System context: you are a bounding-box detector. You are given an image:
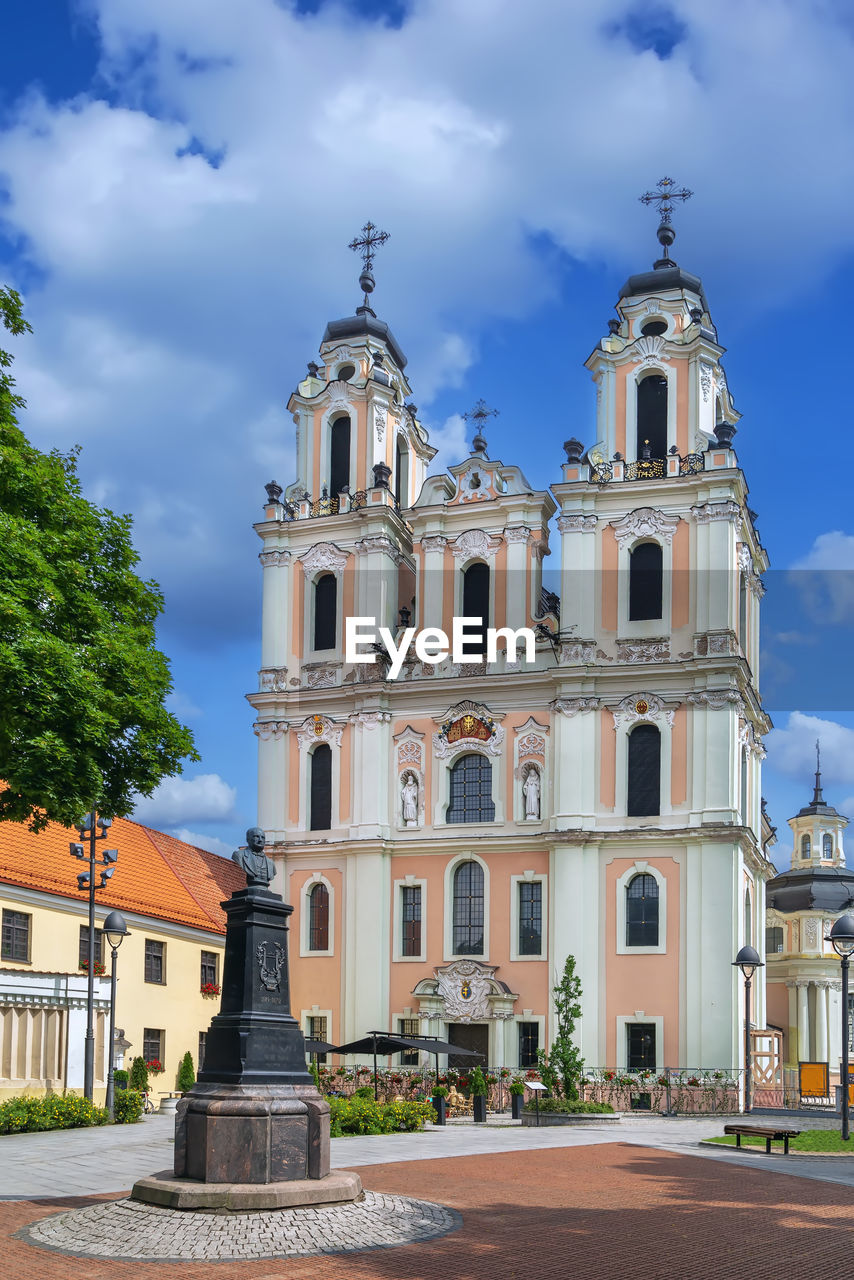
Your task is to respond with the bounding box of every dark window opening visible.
[200,950,218,986]
[329,416,351,495]
[744,888,752,947]
[802,834,811,859]
[399,1018,420,1066]
[395,439,409,507]
[629,541,663,621]
[78,925,104,969]
[144,939,165,984]
[1,910,30,963]
[143,1028,164,1064]
[452,860,485,955]
[739,573,748,648]
[640,318,668,337]
[309,882,330,950]
[766,926,784,955]
[402,885,421,957]
[627,1022,656,1070]
[310,745,332,830]
[447,753,495,824]
[336,364,355,382]
[518,881,542,955]
[636,373,668,458]
[308,1015,328,1063]
[462,561,489,654]
[313,573,337,650]
[627,724,660,817]
[823,833,834,859]
[626,874,659,947]
[519,1022,539,1069]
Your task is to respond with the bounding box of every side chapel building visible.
[247,208,774,1076]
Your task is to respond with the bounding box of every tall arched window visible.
[313,573,337,650]
[310,744,332,831]
[329,416,351,496]
[452,860,484,955]
[308,882,329,951]
[636,373,668,458]
[626,873,659,946]
[801,834,811,859]
[462,562,490,654]
[744,887,752,947]
[629,542,663,621]
[823,833,834,859]
[395,437,409,507]
[627,724,660,817]
[446,753,495,823]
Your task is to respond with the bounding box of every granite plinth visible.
[174,1083,330,1184]
[132,1168,362,1212]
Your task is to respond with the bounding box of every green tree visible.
[0,287,197,830]
[538,954,585,1100]
[177,1050,196,1093]
[129,1055,149,1092]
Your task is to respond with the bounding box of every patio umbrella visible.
[334,1031,482,1098]
[304,1038,338,1057]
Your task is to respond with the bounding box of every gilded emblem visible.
[635,699,649,716]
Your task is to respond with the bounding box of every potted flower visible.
[200,981,221,997]
[431,1083,448,1125]
[79,960,107,977]
[146,1058,165,1076]
[509,1077,526,1119]
[470,1066,487,1123]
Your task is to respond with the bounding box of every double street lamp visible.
[103,910,130,1120]
[829,913,854,1142]
[733,945,763,1114]
[70,811,119,1100]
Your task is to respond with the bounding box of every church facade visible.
[247,217,774,1077]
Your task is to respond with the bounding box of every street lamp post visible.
[733,945,763,1115]
[69,812,119,1100]
[103,910,130,1121]
[829,913,854,1141]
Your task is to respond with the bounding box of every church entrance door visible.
[448,1023,489,1069]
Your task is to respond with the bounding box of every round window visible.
[640,319,667,337]
[337,363,356,381]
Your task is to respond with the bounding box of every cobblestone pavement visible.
[21,1191,461,1261]
[4,1143,854,1278]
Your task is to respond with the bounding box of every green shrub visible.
[113,1069,129,1087]
[0,1093,109,1134]
[508,1078,526,1096]
[328,1096,435,1136]
[470,1066,487,1097]
[113,1089,144,1124]
[177,1051,195,1093]
[432,1084,448,1098]
[352,1084,375,1099]
[129,1056,149,1092]
[523,1098,614,1114]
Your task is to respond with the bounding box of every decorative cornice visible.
[420,535,448,554]
[259,550,291,567]
[551,696,599,717]
[351,710,392,728]
[686,689,743,711]
[253,720,288,740]
[355,534,404,564]
[615,638,670,664]
[691,500,741,525]
[258,667,288,693]
[611,507,680,550]
[503,525,533,543]
[300,542,349,578]
[557,514,597,534]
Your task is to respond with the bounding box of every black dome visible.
[620,261,709,314]
[766,865,854,915]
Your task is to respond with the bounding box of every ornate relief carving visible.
[517,733,547,760]
[737,544,752,574]
[694,631,737,657]
[258,667,288,693]
[352,710,392,728]
[295,714,343,750]
[300,542,349,578]
[304,664,337,689]
[397,739,423,766]
[611,693,676,731]
[374,405,387,441]
[559,641,596,665]
[433,960,512,1022]
[356,534,404,564]
[259,550,291,567]
[611,507,680,549]
[633,335,670,367]
[700,361,713,402]
[551,696,599,717]
[503,525,533,543]
[433,701,504,759]
[615,638,670,663]
[791,921,799,951]
[803,918,819,949]
[253,720,288,740]
[449,529,503,561]
[686,689,743,710]
[691,500,741,525]
[557,514,598,533]
[420,535,448,554]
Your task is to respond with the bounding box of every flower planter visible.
[511,1094,524,1119]
[472,1095,487,1124]
[521,1111,623,1127]
[431,1096,447,1125]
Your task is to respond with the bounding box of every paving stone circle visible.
[22,1191,462,1261]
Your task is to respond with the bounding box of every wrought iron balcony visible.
[591,447,705,484]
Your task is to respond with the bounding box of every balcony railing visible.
[591,450,705,483]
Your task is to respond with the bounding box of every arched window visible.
[310,744,332,831]
[744,887,752,947]
[462,562,490,654]
[801,834,811,859]
[446,753,495,824]
[823,833,834,859]
[329,416,350,496]
[308,882,329,951]
[452,860,484,955]
[636,373,668,458]
[395,438,409,507]
[313,573,337,650]
[626,874,659,946]
[629,542,663,621]
[627,724,660,817]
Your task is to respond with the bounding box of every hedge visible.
[328,1096,435,1136]
[523,1098,614,1114]
[0,1094,109,1134]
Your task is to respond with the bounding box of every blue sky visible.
[2,0,854,866]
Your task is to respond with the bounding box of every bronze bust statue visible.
[232,826,275,887]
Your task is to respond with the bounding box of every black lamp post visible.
[103,910,129,1120]
[733,945,763,1114]
[69,811,118,1100]
[829,913,854,1141]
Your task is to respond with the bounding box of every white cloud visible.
[789,532,854,624]
[766,712,854,788]
[172,827,233,858]
[791,532,854,572]
[132,773,237,826]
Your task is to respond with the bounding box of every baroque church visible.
[247,197,776,1078]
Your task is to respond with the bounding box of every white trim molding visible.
[299,872,335,958]
[616,1014,665,1070]
[615,860,668,956]
[392,875,428,963]
[443,853,491,962]
[510,870,548,962]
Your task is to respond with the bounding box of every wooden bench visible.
[723,1123,801,1154]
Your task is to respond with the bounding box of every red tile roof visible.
[0,813,245,934]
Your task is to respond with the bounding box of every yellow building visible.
[0,816,243,1103]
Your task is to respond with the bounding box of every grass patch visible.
[709,1129,854,1153]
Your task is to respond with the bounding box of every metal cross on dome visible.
[348,221,390,273]
[639,176,693,225]
[463,398,499,454]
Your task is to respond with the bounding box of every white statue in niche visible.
[522,765,541,820]
[401,771,419,827]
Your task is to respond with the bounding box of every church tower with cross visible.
[248,190,776,1095]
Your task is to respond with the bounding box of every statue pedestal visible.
[133,879,361,1211]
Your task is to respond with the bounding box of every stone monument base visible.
[131,1169,362,1212]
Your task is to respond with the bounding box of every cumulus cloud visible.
[766,712,854,789]
[132,772,237,826]
[172,828,233,858]
[3,0,854,648]
[788,532,854,625]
